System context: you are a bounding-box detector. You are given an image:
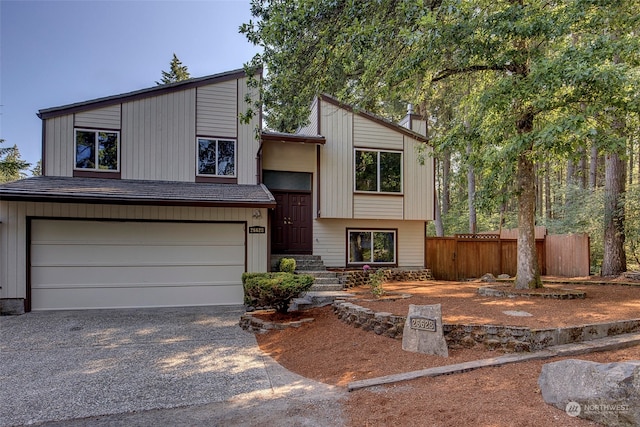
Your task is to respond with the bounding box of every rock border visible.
[332,299,640,352]
[239,310,315,334]
[478,285,586,299]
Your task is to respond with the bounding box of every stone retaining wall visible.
[332,299,640,352]
[334,269,433,289]
[239,311,314,334]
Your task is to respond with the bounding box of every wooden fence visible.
[426,231,590,280]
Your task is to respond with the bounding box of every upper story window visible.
[75,129,119,171]
[354,149,402,193]
[197,138,236,177]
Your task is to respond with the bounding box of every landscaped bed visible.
[255,277,640,426]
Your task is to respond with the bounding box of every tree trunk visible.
[544,162,552,219]
[442,149,451,215]
[579,147,587,189]
[602,152,627,276]
[629,140,634,186]
[434,188,444,237]
[590,145,599,190]
[466,143,477,234]
[515,153,542,289]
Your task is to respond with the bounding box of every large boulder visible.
[538,359,640,426]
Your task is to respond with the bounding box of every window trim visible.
[353,148,403,194]
[196,137,238,178]
[74,128,120,173]
[346,228,398,267]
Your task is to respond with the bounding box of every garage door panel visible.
[33,284,244,310]
[31,244,245,267]
[30,220,247,310]
[32,265,243,287]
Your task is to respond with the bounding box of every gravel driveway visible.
[0,306,344,426]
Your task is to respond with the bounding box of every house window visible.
[348,229,397,265]
[75,129,119,171]
[354,149,402,193]
[197,138,236,177]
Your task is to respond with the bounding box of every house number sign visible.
[409,316,437,332]
[248,226,266,234]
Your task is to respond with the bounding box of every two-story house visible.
[0,69,434,314]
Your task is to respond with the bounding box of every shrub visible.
[242,272,314,313]
[279,257,296,273]
[367,268,386,298]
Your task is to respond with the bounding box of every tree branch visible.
[432,65,509,82]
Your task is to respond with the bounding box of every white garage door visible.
[30,219,246,310]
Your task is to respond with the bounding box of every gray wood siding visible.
[0,201,269,300]
[313,218,425,268]
[353,115,403,150]
[297,98,319,135]
[404,136,435,220]
[319,100,353,218]
[236,77,259,184]
[44,115,74,177]
[121,89,196,181]
[196,80,237,138]
[353,194,403,219]
[74,105,121,129]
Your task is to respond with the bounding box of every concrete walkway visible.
[0,306,344,427]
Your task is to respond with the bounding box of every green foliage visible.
[278,257,296,273]
[0,139,30,183]
[156,53,190,85]
[31,160,42,176]
[242,272,313,314]
[367,269,386,299]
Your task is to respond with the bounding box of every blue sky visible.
[1,0,261,168]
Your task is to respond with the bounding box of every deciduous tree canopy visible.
[243,0,640,286]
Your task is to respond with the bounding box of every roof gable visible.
[318,94,429,144]
[38,68,261,120]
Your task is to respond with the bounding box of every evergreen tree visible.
[156,53,191,85]
[0,139,30,183]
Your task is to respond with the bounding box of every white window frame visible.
[196,137,237,178]
[347,229,397,265]
[353,148,403,194]
[74,128,120,172]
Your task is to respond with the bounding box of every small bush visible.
[242,272,314,313]
[279,257,296,273]
[367,269,386,298]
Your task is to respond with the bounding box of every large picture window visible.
[197,138,236,177]
[75,129,119,171]
[348,229,397,265]
[354,149,402,193]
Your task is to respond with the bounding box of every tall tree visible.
[156,53,190,85]
[243,0,640,287]
[0,139,30,183]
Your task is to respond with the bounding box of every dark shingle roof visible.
[0,176,276,208]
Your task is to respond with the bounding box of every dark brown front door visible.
[272,191,312,254]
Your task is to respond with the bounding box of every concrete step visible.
[311,277,342,285]
[299,271,337,278]
[310,283,345,292]
[290,291,356,311]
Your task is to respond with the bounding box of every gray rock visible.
[480,273,496,282]
[402,304,448,357]
[497,274,511,279]
[538,359,640,426]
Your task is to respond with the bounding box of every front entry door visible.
[272,191,313,254]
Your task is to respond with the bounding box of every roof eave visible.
[0,192,277,208]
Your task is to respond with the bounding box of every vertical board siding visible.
[353,194,403,219]
[74,105,121,129]
[298,98,319,136]
[236,77,259,184]
[404,137,435,220]
[196,80,237,138]
[313,218,425,268]
[353,115,403,150]
[44,115,74,177]
[319,100,353,218]
[0,201,268,300]
[121,89,196,181]
[545,234,590,276]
